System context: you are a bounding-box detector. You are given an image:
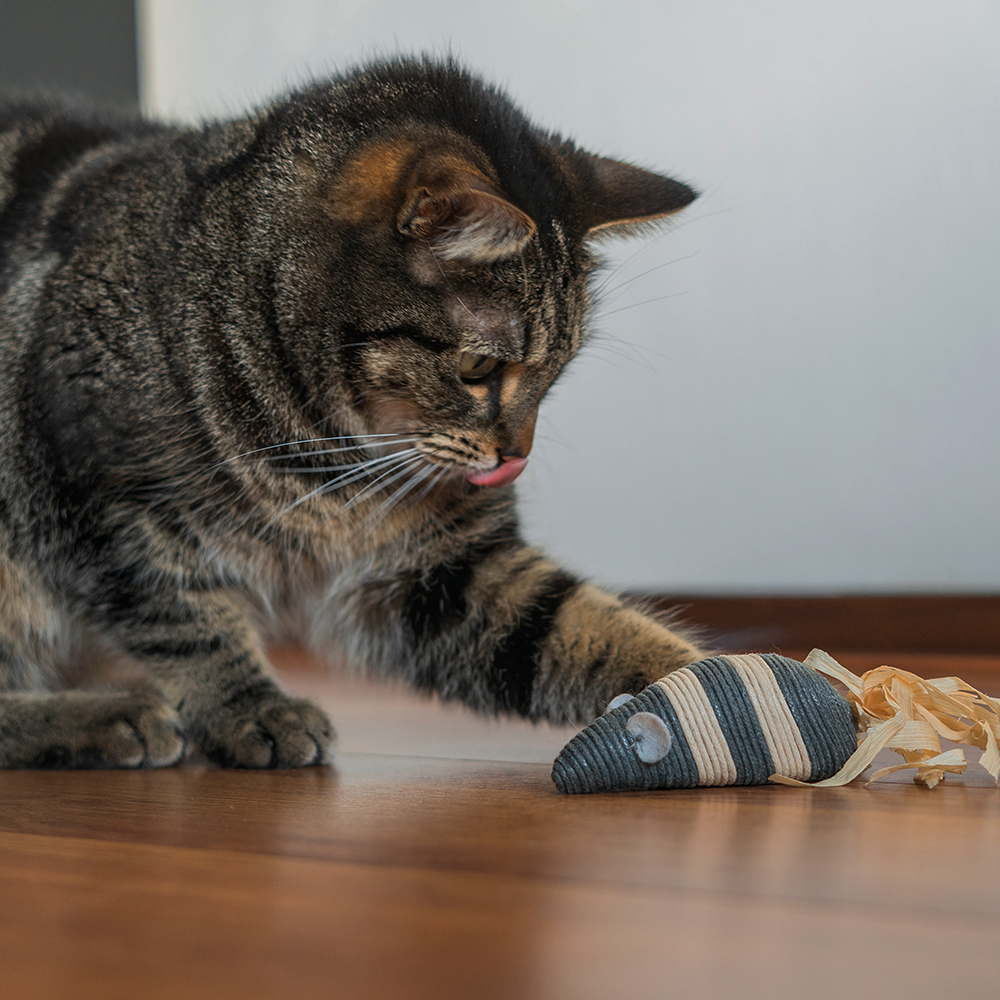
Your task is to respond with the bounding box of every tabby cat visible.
[0,57,703,768]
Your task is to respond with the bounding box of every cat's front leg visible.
[524,578,706,722]
[0,609,187,768]
[99,586,333,767]
[357,543,704,724]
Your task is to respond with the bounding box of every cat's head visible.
[246,59,695,513]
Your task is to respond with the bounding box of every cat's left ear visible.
[575,153,698,237]
[398,170,537,264]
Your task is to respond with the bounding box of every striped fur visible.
[0,57,701,768]
[551,654,859,792]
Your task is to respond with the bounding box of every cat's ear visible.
[576,153,698,237]
[397,170,537,264]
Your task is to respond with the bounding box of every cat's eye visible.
[459,352,501,382]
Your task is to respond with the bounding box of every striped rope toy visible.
[552,653,858,793]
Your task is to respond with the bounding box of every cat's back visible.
[0,101,179,470]
[0,100,179,335]
[0,99,161,220]
[0,98,185,357]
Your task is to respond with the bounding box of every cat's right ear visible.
[573,152,698,238]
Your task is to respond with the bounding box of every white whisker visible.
[594,291,687,320]
[263,436,419,463]
[596,251,700,301]
[270,445,420,475]
[340,454,427,512]
[413,463,451,503]
[363,463,438,527]
[590,227,677,297]
[216,432,418,468]
[256,450,420,535]
[315,450,420,493]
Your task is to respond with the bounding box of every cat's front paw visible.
[106,696,188,768]
[12,690,187,769]
[200,694,333,768]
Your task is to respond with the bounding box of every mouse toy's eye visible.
[459,352,502,382]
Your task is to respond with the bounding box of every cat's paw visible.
[95,699,187,768]
[17,691,187,769]
[201,694,333,768]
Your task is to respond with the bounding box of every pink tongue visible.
[464,457,529,487]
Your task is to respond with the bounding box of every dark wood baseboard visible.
[643,594,1000,656]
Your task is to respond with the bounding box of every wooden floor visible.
[3,645,1000,999]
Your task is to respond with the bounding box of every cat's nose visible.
[499,413,537,460]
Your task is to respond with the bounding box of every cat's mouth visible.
[464,456,528,488]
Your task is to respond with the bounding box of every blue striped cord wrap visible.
[551,654,858,794]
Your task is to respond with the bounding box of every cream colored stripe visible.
[725,654,812,780]
[656,669,738,786]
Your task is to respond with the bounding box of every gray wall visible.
[0,0,137,106]
[139,1,1000,594]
